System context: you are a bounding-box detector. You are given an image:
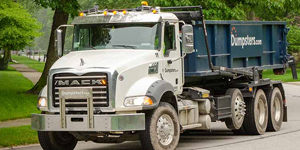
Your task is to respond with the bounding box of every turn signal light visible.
[113,10,118,15]
[123,10,127,15]
[101,79,107,85]
[143,97,153,105]
[249,87,253,92]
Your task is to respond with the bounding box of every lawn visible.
[263,68,300,82]
[0,125,38,148]
[0,66,40,121]
[11,55,45,72]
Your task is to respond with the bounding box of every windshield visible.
[73,23,161,51]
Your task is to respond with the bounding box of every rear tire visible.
[140,102,180,150]
[267,87,283,131]
[232,125,246,135]
[38,131,78,150]
[243,89,268,135]
[225,88,246,130]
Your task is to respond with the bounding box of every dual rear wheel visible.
[228,87,284,135]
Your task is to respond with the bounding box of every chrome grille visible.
[52,73,109,107]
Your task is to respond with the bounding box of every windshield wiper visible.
[82,45,96,50]
[112,45,137,49]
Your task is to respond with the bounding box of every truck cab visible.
[32,3,291,150]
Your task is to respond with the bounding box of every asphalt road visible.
[9,83,300,150]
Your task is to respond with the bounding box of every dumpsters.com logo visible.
[231,26,262,49]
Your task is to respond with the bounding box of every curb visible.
[0,144,40,150]
[284,82,300,86]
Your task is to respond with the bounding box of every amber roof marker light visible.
[113,10,118,15]
[141,1,149,6]
[79,12,85,17]
[103,11,108,16]
[152,9,158,14]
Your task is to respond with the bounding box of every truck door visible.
[162,23,183,94]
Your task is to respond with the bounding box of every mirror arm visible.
[56,24,74,31]
[55,25,74,58]
[167,53,187,64]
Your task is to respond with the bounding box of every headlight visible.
[124,96,153,107]
[38,97,47,107]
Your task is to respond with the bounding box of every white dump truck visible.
[32,2,296,150]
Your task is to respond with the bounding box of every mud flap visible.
[283,105,288,122]
[288,56,298,79]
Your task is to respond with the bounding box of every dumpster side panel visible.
[184,21,287,77]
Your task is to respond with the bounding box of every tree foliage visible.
[0,0,41,70]
[34,0,80,17]
[0,0,41,51]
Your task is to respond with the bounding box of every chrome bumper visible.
[31,113,145,131]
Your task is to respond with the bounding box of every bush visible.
[287,25,300,54]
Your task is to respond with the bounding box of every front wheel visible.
[38,131,78,150]
[140,102,180,150]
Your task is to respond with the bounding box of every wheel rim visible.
[257,98,266,125]
[274,97,281,122]
[157,114,174,146]
[234,95,246,123]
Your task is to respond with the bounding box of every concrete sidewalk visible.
[0,118,31,129]
[10,64,41,84]
[286,82,300,85]
[0,63,41,129]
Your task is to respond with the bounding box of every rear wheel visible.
[232,125,246,135]
[225,88,246,130]
[38,131,78,150]
[267,87,283,131]
[243,89,268,135]
[140,102,180,150]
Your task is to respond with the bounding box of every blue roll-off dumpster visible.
[184,20,296,79]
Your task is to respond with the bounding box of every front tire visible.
[267,87,283,131]
[140,102,180,150]
[38,131,78,150]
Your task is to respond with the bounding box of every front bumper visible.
[31,113,145,131]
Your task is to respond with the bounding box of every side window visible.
[164,25,176,56]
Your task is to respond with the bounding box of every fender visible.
[143,80,176,110]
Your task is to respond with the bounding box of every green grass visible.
[11,55,45,72]
[0,125,38,147]
[0,66,40,121]
[263,68,300,82]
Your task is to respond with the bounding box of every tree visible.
[0,0,41,70]
[151,0,247,20]
[28,0,80,94]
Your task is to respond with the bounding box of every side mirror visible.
[56,29,63,57]
[182,24,194,54]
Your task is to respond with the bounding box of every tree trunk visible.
[0,50,11,70]
[27,9,69,94]
[247,11,255,20]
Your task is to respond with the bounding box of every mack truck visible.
[31,2,298,150]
